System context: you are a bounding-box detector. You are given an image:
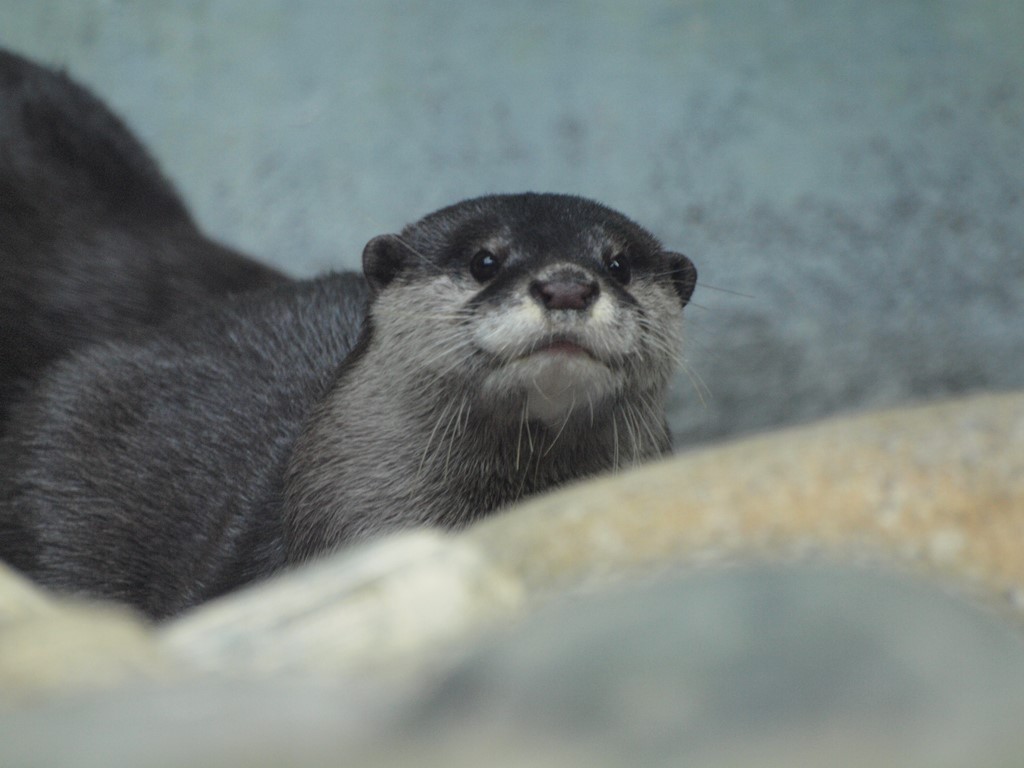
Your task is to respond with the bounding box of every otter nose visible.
[529,277,600,311]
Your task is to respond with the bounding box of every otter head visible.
[361,193,696,428]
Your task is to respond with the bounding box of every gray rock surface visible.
[400,567,1024,768]
[2,0,1020,444]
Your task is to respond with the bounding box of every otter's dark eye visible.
[470,249,501,282]
[607,253,631,285]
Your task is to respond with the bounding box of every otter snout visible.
[529,271,600,311]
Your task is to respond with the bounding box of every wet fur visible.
[0,51,697,619]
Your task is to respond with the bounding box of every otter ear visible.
[362,234,417,291]
[663,252,697,307]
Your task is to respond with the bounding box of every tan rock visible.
[468,391,1024,609]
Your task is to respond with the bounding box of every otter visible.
[2,195,697,618]
[0,48,284,431]
[0,53,698,621]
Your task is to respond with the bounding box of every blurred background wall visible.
[3,0,1022,447]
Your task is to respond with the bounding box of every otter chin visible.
[532,339,594,356]
[488,348,619,426]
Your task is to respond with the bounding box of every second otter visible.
[0,49,283,431]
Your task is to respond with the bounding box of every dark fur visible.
[0,50,697,619]
[2,274,369,617]
[0,49,283,430]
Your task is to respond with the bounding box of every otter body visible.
[0,49,283,430]
[0,52,697,620]
[2,274,370,616]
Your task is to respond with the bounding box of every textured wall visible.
[3,0,1022,445]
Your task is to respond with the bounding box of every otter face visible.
[362,194,696,427]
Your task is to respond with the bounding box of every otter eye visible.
[470,249,501,282]
[606,253,631,285]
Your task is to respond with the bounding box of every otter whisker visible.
[678,357,711,409]
[418,395,459,477]
[634,392,666,453]
[532,430,548,488]
[515,400,527,472]
[543,390,576,457]
[443,394,470,481]
[412,336,478,377]
[693,281,754,299]
[611,416,620,473]
[392,235,445,275]
[620,403,641,467]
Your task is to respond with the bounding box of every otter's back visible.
[0,49,284,429]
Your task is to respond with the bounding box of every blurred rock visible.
[3,567,1024,767]
[161,532,524,678]
[0,559,56,621]
[389,566,1024,768]
[0,563,174,706]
